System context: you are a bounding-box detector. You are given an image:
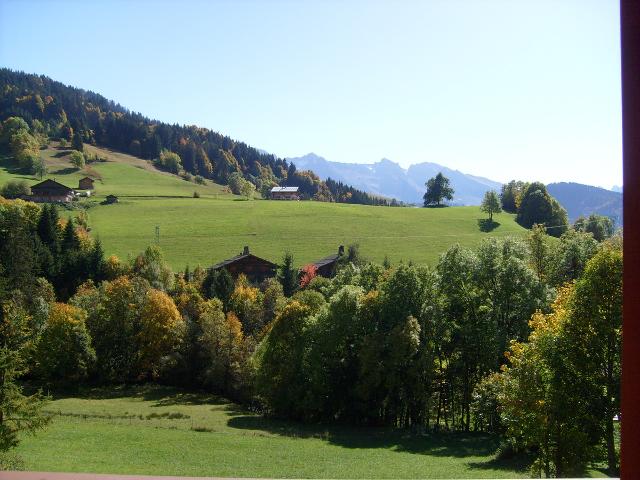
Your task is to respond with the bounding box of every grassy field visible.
[86,198,527,269]
[1,143,528,269]
[0,143,231,198]
[16,385,536,479]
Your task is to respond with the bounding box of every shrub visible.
[193,191,200,198]
[69,150,85,169]
[154,149,182,174]
[0,180,30,199]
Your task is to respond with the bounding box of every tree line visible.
[0,195,620,476]
[0,69,396,206]
[424,172,615,242]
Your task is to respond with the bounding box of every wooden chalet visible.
[311,245,345,278]
[270,186,300,200]
[78,177,95,190]
[29,179,74,203]
[210,246,277,283]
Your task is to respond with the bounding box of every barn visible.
[311,245,345,278]
[270,186,300,200]
[29,179,75,203]
[210,246,277,283]
[78,177,95,190]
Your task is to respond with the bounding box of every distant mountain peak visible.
[378,157,397,165]
[287,153,502,205]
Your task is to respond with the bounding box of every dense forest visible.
[0,68,396,205]
[0,194,620,477]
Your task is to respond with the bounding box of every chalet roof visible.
[311,246,345,269]
[79,176,95,182]
[312,254,340,269]
[271,186,299,193]
[211,248,277,271]
[31,179,73,193]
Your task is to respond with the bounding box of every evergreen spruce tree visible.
[184,265,191,283]
[0,290,49,452]
[61,219,80,251]
[71,131,83,152]
[89,238,105,282]
[202,268,234,309]
[37,205,60,254]
[213,268,234,310]
[278,251,298,297]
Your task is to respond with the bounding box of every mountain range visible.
[288,153,502,206]
[289,153,623,226]
[546,182,622,226]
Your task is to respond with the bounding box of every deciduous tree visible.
[480,190,501,221]
[138,289,185,378]
[423,172,454,207]
[34,302,95,383]
[69,150,85,170]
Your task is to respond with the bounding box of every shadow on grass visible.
[227,413,532,474]
[52,150,71,158]
[143,388,228,407]
[226,414,524,463]
[44,383,228,407]
[30,380,532,475]
[478,218,500,232]
[467,451,536,472]
[0,164,35,181]
[52,167,80,175]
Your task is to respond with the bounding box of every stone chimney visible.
[338,245,345,256]
[243,246,250,255]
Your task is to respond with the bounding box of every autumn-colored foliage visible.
[35,302,96,383]
[299,264,317,288]
[138,289,185,378]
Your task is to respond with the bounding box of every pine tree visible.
[0,301,49,452]
[61,219,80,251]
[278,251,297,297]
[89,238,105,282]
[37,204,60,254]
[71,131,83,152]
[213,269,234,310]
[184,265,191,283]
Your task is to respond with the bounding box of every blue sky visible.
[0,0,621,188]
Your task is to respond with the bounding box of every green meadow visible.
[16,385,534,479]
[86,198,526,269]
[0,143,229,198]
[1,143,527,269]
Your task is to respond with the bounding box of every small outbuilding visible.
[270,186,300,200]
[30,179,74,203]
[78,177,95,191]
[105,194,118,204]
[210,246,277,283]
[311,245,345,278]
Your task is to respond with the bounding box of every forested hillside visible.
[0,69,391,205]
[546,182,622,225]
